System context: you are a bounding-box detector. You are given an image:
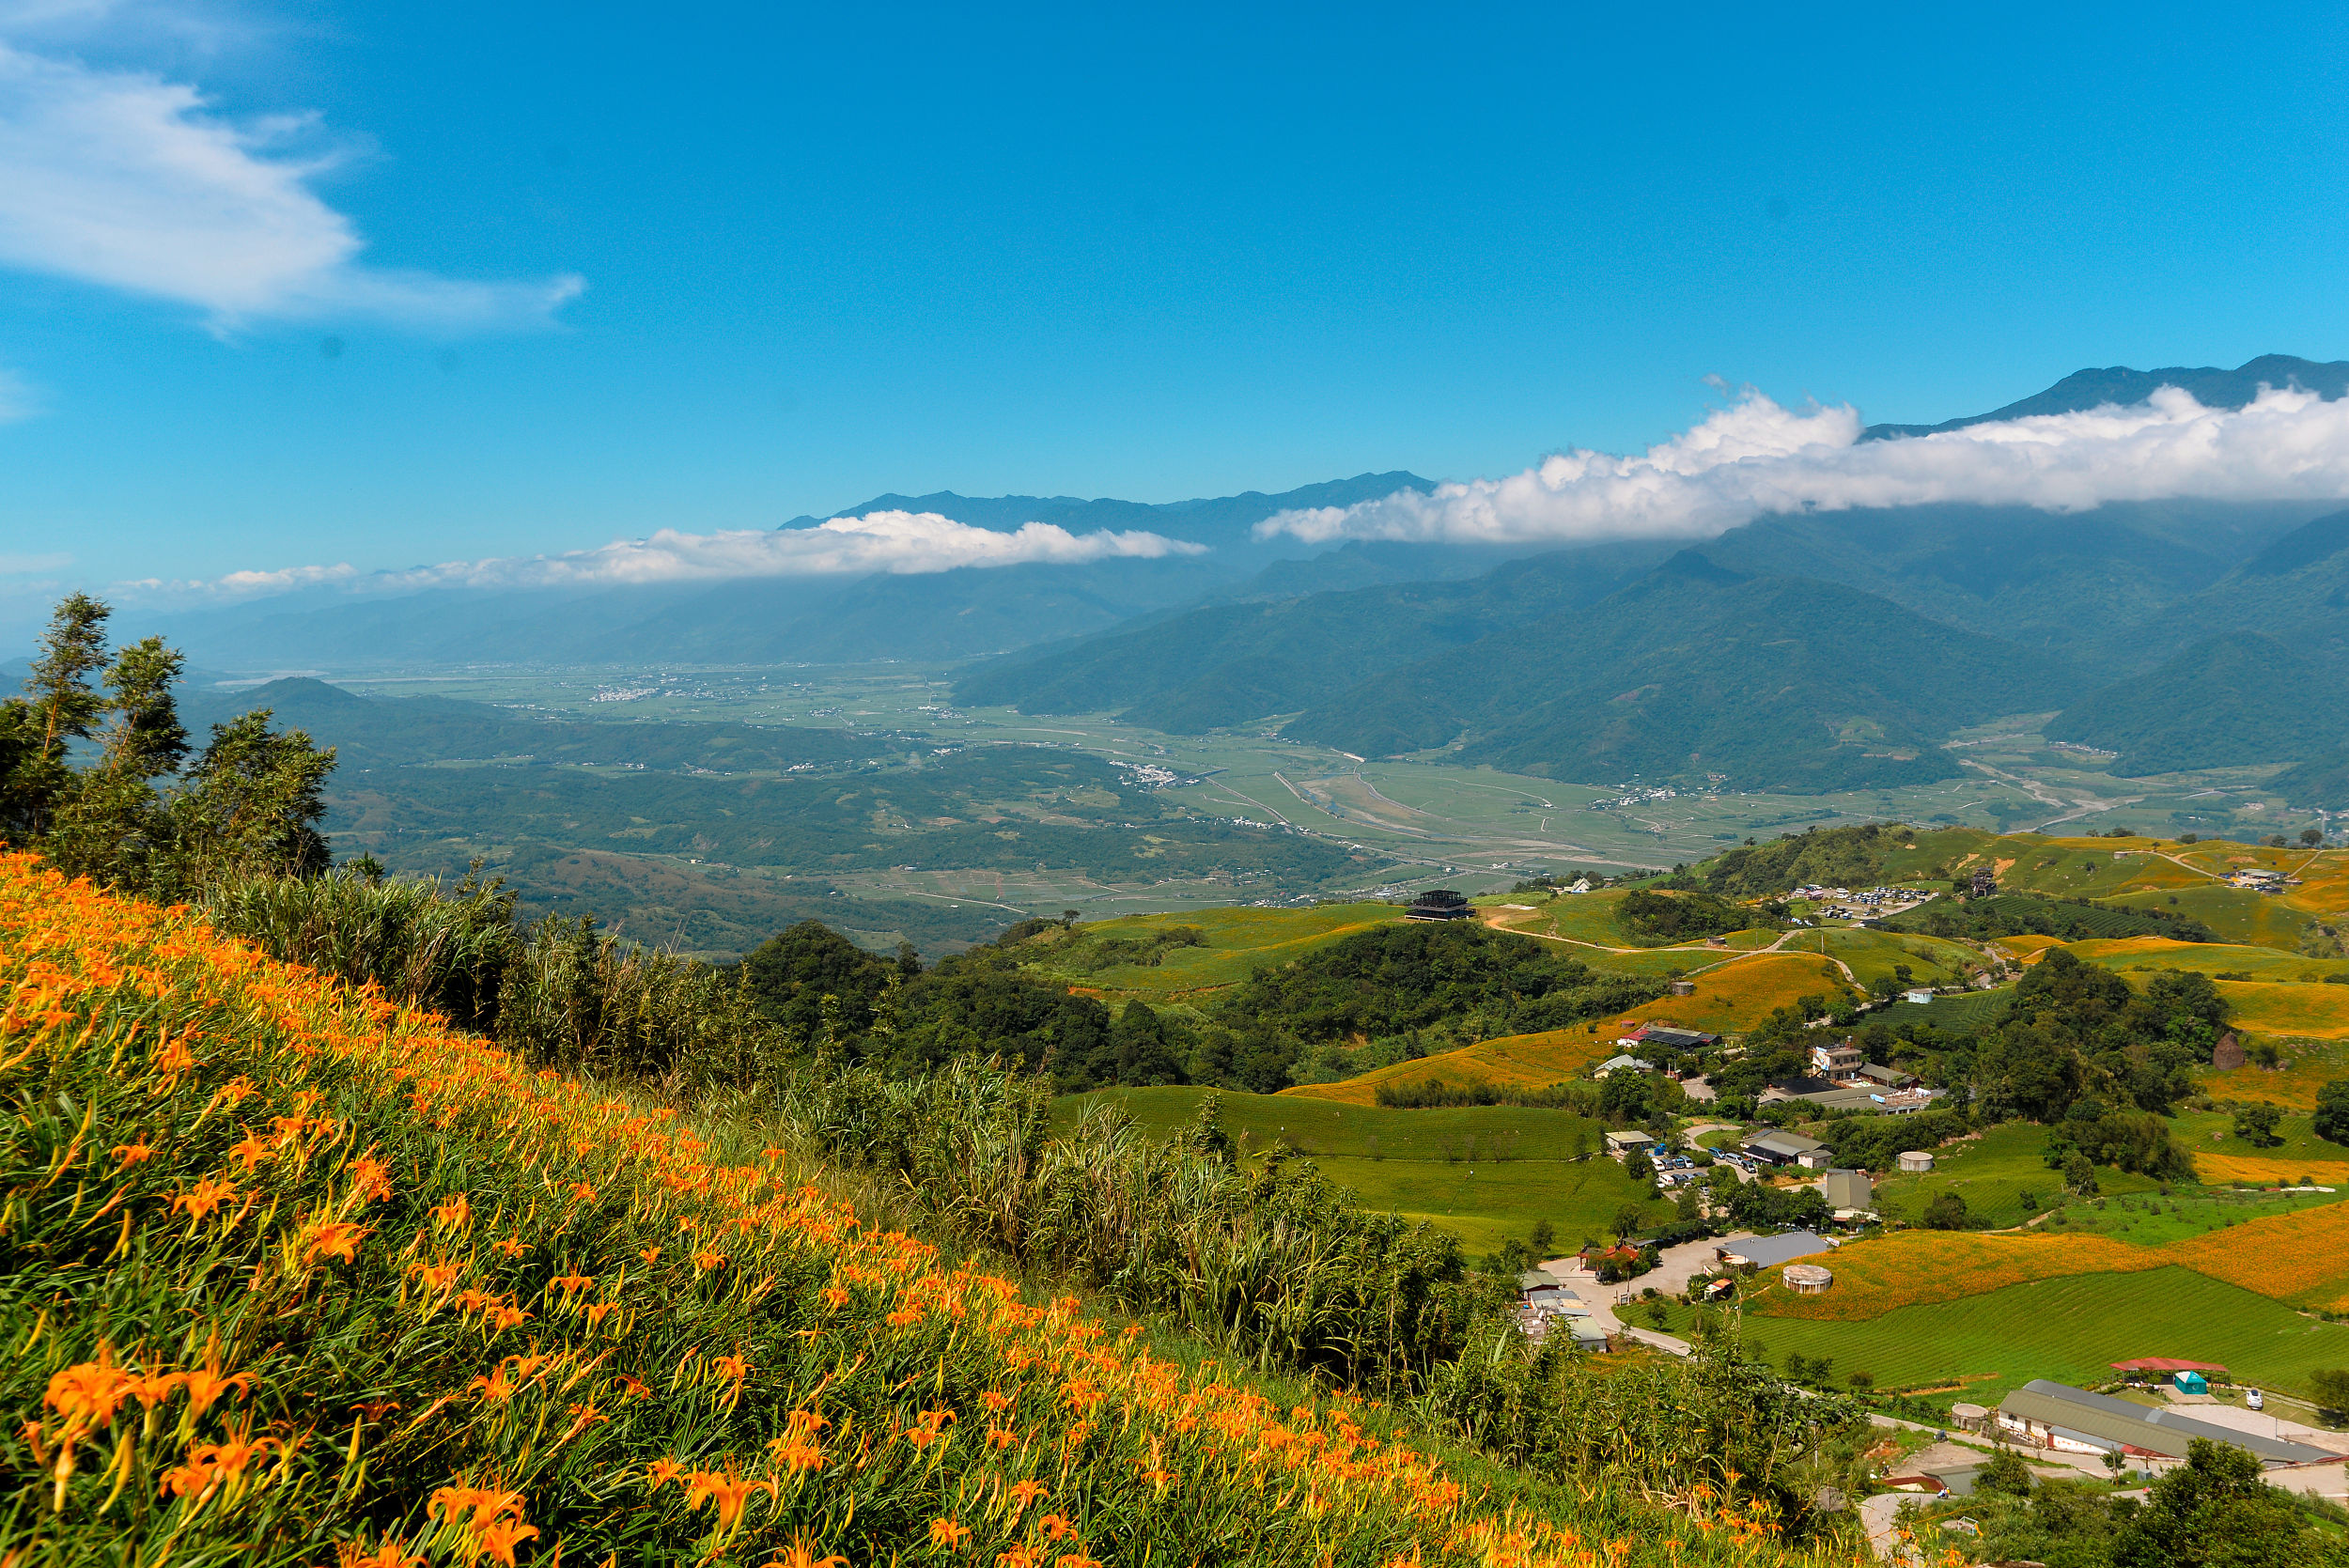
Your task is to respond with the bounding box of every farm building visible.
[1742,1129,1831,1169]
[1996,1381,2334,1466]
[1606,1129,1657,1155]
[1902,987,1935,1003]
[1716,1231,1835,1270]
[1852,1063,1917,1090]
[1818,1169,1874,1213]
[1811,1040,1863,1078]
[2112,1358,2229,1386]
[1898,1150,1934,1173]
[1593,1054,1651,1079]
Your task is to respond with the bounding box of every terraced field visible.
[1667,1268,2349,1405]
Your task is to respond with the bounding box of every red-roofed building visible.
[2111,1358,2229,1381]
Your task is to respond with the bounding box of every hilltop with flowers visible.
[0,852,1869,1566]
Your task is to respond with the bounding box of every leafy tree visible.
[2309,1367,2349,1414]
[1110,1001,1187,1087]
[2232,1103,2283,1147]
[1610,1203,1646,1243]
[1921,1190,1971,1230]
[2062,1151,2098,1194]
[1976,1445,2034,1498]
[2315,1079,2349,1145]
[2112,1438,2311,1566]
[2303,828,2326,847]
[1,598,338,896]
[165,709,336,885]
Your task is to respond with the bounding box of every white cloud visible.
[132,510,1208,600]
[0,39,581,330]
[0,548,70,572]
[1262,384,2349,547]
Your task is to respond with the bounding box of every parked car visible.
[2248,1389,2264,1411]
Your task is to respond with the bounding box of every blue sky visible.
[2,0,2347,613]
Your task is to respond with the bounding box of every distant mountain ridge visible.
[781,473,1435,544]
[1863,353,2349,439]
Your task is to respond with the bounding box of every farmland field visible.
[1749,1193,2349,1320]
[1614,952,1847,1032]
[1774,927,1984,986]
[1868,1123,2163,1228]
[1056,1084,1606,1161]
[2064,937,2349,984]
[1305,1153,1673,1255]
[1019,902,1400,1005]
[1662,1268,2349,1405]
[1054,1086,1664,1254]
[1283,1026,1621,1106]
[2106,883,2314,949]
[2199,1038,2349,1110]
[1891,987,2012,1032]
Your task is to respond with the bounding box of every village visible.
[1506,1015,2349,1538]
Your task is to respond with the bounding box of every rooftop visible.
[1999,1380,2333,1465]
[1719,1231,1835,1269]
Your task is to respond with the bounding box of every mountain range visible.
[72,354,2349,804]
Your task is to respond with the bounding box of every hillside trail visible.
[1485,909,1853,981]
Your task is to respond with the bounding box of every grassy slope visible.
[0,856,1833,1568]
[1868,1123,2162,1228]
[1059,1086,1671,1255]
[1669,1269,2349,1405]
[1283,1026,1624,1106]
[1021,903,1400,1005]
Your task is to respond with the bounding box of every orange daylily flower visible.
[432,1193,472,1231]
[303,1219,370,1265]
[494,1235,531,1258]
[1009,1480,1048,1512]
[683,1463,770,1538]
[645,1457,685,1491]
[928,1518,972,1550]
[179,1364,252,1416]
[477,1518,539,1566]
[350,1153,394,1202]
[761,1541,848,1568]
[170,1175,239,1221]
[111,1141,153,1169]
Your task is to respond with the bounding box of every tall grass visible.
[201,868,516,1030]
[0,853,1857,1566]
[202,871,786,1087]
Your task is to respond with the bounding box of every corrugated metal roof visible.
[1719,1231,1834,1268]
[1999,1380,2333,1465]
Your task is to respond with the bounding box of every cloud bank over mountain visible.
[132,510,1206,602]
[1260,384,2349,547]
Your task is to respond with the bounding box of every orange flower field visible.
[0,853,1857,1568]
[1752,1200,2349,1321]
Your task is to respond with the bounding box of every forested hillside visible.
[1284,554,2069,788]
